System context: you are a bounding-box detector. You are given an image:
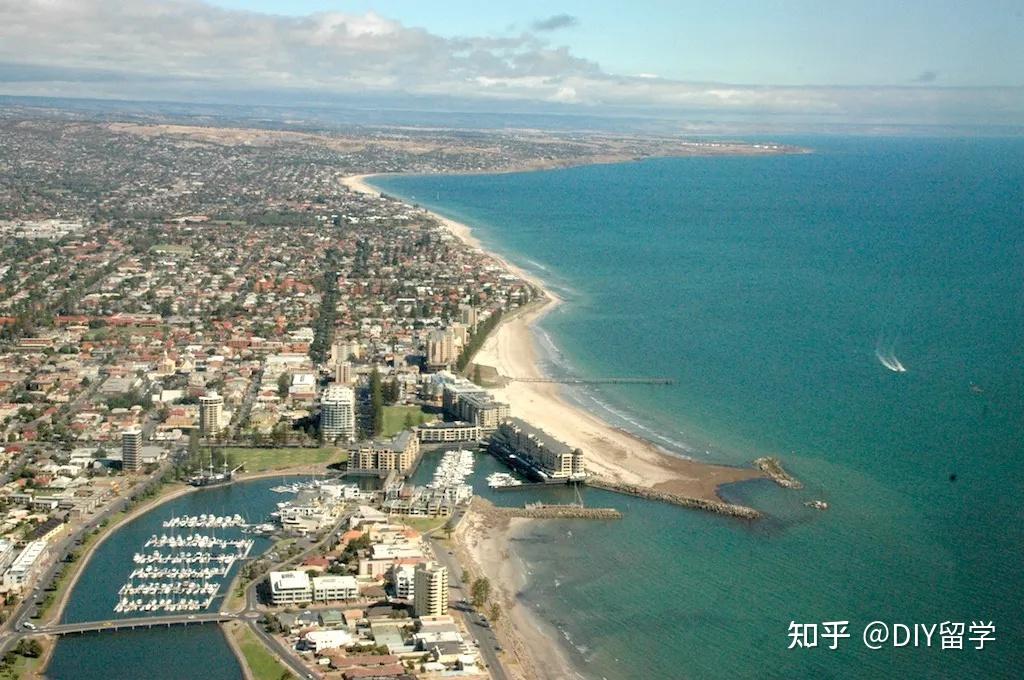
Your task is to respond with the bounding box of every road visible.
[12,612,235,637]
[428,536,509,680]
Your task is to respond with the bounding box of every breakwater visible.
[586,476,761,519]
[753,457,803,489]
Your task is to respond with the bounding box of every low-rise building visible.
[304,629,353,654]
[312,575,358,603]
[269,570,312,605]
[3,540,49,590]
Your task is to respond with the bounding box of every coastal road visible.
[0,463,172,653]
[428,536,509,680]
[245,619,316,680]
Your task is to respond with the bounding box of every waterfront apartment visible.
[413,562,449,618]
[439,374,510,431]
[121,426,142,471]
[269,570,360,605]
[198,391,224,434]
[320,384,356,443]
[415,420,482,443]
[349,430,420,473]
[491,417,587,480]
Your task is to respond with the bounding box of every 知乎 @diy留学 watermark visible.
[786,621,995,650]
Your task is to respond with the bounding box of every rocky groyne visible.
[586,476,761,520]
[753,457,803,489]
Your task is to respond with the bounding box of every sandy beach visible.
[453,504,583,680]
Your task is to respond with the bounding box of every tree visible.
[488,602,502,624]
[471,576,491,609]
[403,411,415,430]
[277,372,291,399]
[369,367,383,436]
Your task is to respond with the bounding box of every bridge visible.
[505,377,674,385]
[25,612,236,637]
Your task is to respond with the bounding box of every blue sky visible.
[0,0,1021,126]
[209,0,1024,87]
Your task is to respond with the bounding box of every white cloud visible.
[0,0,1020,124]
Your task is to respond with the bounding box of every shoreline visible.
[453,502,583,680]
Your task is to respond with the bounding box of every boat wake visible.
[875,335,907,373]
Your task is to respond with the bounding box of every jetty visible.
[753,457,803,489]
[586,476,761,520]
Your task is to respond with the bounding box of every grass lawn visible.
[381,405,436,437]
[150,243,191,254]
[231,624,293,680]
[0,645,45,679]
[224,447,347,473]
[395,515,450,535]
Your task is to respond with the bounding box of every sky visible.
[0,0,1022,126]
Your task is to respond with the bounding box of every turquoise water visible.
[371,137,1024,679]
[47,479,285,680]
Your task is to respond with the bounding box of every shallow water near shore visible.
[371,137,1024,679]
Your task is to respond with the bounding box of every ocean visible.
[370,136,1024,679]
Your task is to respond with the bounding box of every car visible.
[21,622,36,631]
[188,615,196,620]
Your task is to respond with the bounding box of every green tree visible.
[488,602,502,624]
[471,576,491,609]
[369,367,383,436]
[277,372,290,399]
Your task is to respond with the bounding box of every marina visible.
[162,514,249,529]
[487,472,523,488]
[115,516,257,614]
